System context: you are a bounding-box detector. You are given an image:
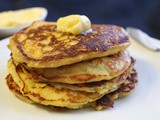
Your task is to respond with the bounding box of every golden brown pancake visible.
[8,21,130,68]
[7,56,137,109]
[7,57,133,94]
[48,62,133,94]
[19,51,131,84]
[7,60,105,109]
[6,68,138,110]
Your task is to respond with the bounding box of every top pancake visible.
[9,21,130,68]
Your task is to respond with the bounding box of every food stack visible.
[6,15,138,111]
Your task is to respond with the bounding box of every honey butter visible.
[57,15,91,35]
[0,7,46,27]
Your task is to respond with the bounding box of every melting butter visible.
[57,15,91,35]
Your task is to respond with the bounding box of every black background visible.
[0,0,160,39]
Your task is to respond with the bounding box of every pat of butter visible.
[57,15,91,35]
[0,8,45,27]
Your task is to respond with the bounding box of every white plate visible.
[0,38,160,120]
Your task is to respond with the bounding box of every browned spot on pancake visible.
[6,74,17,90]
[74,80,108,87]
[51,106,68,111]
[96,94,114,109]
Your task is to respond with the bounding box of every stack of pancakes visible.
[6,21,138,110]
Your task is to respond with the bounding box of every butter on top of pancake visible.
[57,14,91,35]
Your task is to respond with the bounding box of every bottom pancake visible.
[6,68,138,110]
[7,60,105,109]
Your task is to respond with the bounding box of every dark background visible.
[0,0,160,39]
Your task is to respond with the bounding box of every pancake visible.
[6,68,138,110]
[19,50,131,84]
[8,21,130,68]
[93,68,138,110]
[107,68,138,99]
[6,74,34,104]
[48,62,133,94]
[7,56,137,109]
[7,57,133,94]
[7,60,105,109]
